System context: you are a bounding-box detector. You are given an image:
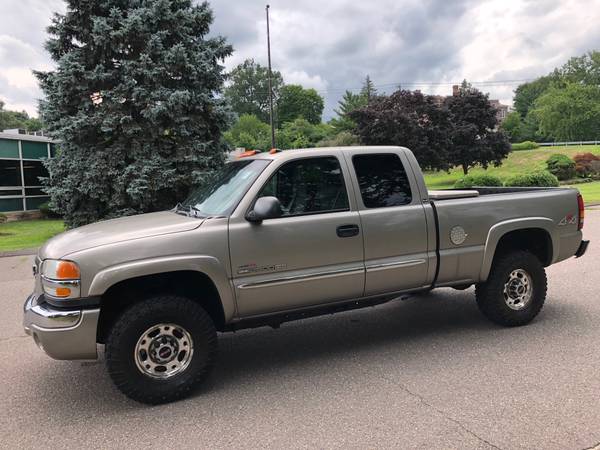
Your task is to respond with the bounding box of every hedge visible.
[454,174,503,188]
[511,141,539,151]
[504,171,559,187]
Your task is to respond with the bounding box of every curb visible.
[0,248,39,258]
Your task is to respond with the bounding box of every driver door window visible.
[258,156,349,216]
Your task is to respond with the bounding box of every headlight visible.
[41,259,81,299]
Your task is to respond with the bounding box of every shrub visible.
[505,171,559,187]
[39,202,61,219]
[0,213,7,224]
[545,154,576,180]
[454,174,503,188]
[511,141,539,150]
[316,131,359,147]
[573,152,600,178]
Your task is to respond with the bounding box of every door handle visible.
[336,224,360,238]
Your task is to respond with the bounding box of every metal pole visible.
[266,4,276,149]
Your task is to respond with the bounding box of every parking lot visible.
[1,211,599,449]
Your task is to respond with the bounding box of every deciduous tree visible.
[224,59,283,123]
[444,82,511,175]
[533,82,600,141]
[350,90,452,171]
[277,84,324,126]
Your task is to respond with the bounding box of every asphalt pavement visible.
[1,211,599,449]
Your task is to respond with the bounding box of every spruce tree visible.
[35,0,232,227]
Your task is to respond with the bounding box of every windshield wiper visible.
[173,203,205,218]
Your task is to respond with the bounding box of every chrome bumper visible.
[23,294,100,360]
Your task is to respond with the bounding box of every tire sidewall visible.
[477,251,547,326]
[106,296,216,403]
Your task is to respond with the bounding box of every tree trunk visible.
[462,165,469,175]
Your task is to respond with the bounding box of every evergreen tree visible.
[35,0,232,227]
[360,75,377,103]
[330,90,367,132]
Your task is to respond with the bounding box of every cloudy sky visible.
[1,0,599,120]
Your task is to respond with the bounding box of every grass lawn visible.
[423,145,600,204]
[0,219,65,252]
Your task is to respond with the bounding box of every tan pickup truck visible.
[23,146,589,403]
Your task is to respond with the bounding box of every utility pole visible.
[266,4,276,149]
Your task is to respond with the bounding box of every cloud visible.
[0,0,63,116]
[1,0,600,119]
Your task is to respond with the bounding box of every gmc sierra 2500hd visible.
[23,146,589,404]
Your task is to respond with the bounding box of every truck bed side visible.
[429,188,582,286]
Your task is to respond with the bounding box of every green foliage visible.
[38,201,62,219]
[513,51,600,139]
[277,85,324,126]
[573,152,600,178]
[545,154,576,180]
[454,174,503,188]
[35,0,232,227]
[316,131,359,147]
[511,141,539,150]
[330,90,367,132]
[360,75,377,102]
[532,82,600,141]
[444,83,511,174]
[0,101,43,131]
[513,75,558,118]
[224,59,283,123]
[505,171,559,187]
[276,118,334,149]
[224,114,271,150]
[500,111,522,142]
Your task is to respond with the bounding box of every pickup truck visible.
[23,146,589,404]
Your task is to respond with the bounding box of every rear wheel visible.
[105,295,217,404]
[475,251,547,327]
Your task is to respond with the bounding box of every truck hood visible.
[40,211,204,259]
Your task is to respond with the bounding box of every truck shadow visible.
[31,288,576,412]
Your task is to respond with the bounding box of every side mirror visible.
[246,196,283,223]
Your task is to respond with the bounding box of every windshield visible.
[180,159,270,217]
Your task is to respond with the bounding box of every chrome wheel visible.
[134,323,194,379]
[503,269,533,310]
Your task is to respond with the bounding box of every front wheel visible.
[105,295,217,404]
[475,251,547,327]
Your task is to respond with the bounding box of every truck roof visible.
[236,145,408,162]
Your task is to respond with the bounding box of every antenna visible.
[266,4,276,149]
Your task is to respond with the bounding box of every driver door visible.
[228,155,365,317]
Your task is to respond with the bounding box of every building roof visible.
[0,131,57,143]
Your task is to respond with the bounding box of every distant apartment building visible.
[420,85,510,124]
[0,129,56,214]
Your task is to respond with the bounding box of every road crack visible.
[397,382,503,450]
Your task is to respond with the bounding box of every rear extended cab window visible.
[352,153,413,208]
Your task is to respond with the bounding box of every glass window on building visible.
[22,160,48,186]
[0,198,23,212]
[0,159,22,186]
[0,139,19,158]
[22,141,49,159]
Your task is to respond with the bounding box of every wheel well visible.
[96,271,225,343]
[494,228,553,266]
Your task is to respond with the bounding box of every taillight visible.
[577,193,585,230]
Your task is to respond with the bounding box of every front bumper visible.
[23,294,100,360]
